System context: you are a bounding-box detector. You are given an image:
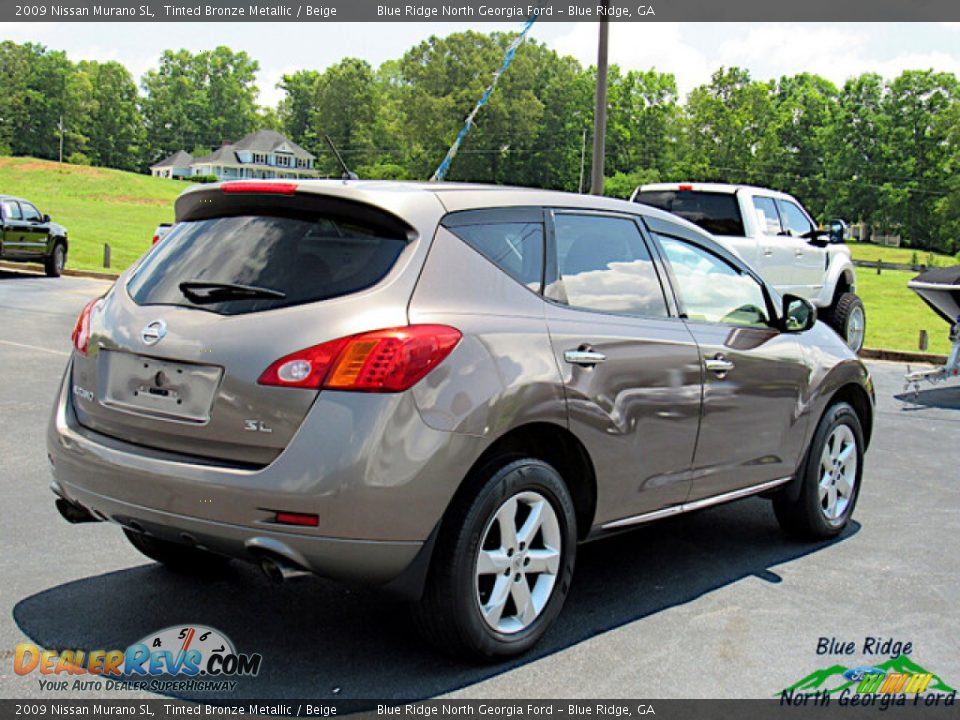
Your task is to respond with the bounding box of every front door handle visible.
[762,246,774,257]
[564,349,606,366]
[705,354,735,377]
[795,248,805,257]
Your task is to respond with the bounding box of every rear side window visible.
[634,190,745,236]
[553,213,668,318]
[446,222,544,291]
[2,200,21,220]
[752,196,782,234]
[127,215,407,316]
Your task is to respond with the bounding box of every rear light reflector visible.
[221,181,298,195]
[274,511,319,527]
[258,325,462,393]
[71,298,101,355]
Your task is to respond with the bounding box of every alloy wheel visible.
[819,424,858,523]
[475,491,562,634]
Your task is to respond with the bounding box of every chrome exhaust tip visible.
[55,498,100,524]
[259,555,312,583]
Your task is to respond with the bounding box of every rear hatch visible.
[633,187,745,237]
[71,185,420,466]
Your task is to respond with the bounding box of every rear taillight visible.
[258,325,462,393]
[71,298,100,355]
[151,234,160,245]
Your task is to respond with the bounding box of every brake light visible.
[71,298,100,355]
[678,184,693,191]
[258,325,462,392]
[221,181,298,195]
[274,511,319,527]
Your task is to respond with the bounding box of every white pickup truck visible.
[632,183,865,352]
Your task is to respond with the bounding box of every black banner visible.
[1,699,959,719]
[4,0,960,23]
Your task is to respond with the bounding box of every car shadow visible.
[0,268,47,280]
[895,385,960,411]
[13,498,858,702]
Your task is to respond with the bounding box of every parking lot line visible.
[0,339,69,357]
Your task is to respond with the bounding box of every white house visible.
[150,130,319,181]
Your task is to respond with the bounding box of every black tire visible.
[773,402,864,541]
[124,529,229,573]
[413,457,577,660]
[823,292,865,353]
[44,242,66,278]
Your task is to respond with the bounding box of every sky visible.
[2,22,960,107]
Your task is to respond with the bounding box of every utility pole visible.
[58,115,64,164]
[578,127,587,193]
[590,11,609,196]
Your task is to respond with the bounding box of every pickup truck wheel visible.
[413,457,577,660]
[44,242,66,278]
[824,292,865,353]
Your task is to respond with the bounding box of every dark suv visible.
[49,180,873,659]
[0,195,68,277]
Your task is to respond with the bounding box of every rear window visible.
[127,215,407,316]
[634,190,744,236]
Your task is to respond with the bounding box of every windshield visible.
[127,214,407,316]
[634,190,745,236]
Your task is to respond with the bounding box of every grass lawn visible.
[847,241,955,267]
[857,267,954,355]
[0,156,184,272]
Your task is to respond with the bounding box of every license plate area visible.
[98,351,223,423]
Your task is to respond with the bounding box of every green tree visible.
[680,67,774,184]
[76,60,144,171]
[141,47,260,163]
[882,70,958,249]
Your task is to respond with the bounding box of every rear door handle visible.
[795,248,805,257]
[705,355,735,376]
[564,349,606,366]
[762,247,774,257]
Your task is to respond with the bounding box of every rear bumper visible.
[51,479,423,587]
[47,360,484,591]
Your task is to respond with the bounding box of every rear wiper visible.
[178,281,286,304]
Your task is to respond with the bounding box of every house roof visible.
[192,144,239,165]
[150,150,194,169]
[233,129,315,161]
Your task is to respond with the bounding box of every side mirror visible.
[828,219,846,244]
[782,294,817,333]
[42,214,51,223]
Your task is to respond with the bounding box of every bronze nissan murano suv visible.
[48,180,874,659]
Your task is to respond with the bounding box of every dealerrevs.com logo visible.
[14,625,262,693]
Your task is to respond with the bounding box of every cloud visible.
[550,22,960,98]
[551,22,711,98]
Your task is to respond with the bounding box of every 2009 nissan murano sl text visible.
[48,180,874,659]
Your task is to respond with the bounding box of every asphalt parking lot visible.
[0,268,958,701]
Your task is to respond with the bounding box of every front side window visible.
[553,213,668,318]
[2,200,21,221]
[777,200,815,237]
[656,234,770,328]
[447,222,544,291]
[21,203,41,222]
